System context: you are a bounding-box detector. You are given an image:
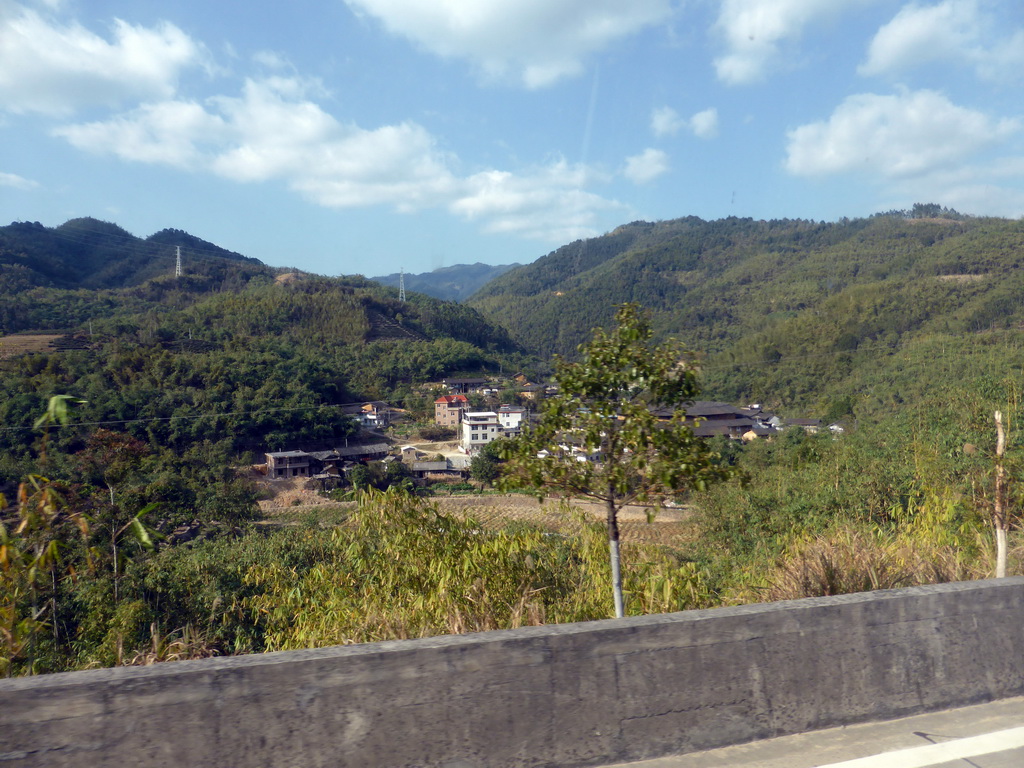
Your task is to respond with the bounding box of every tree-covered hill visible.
[0,263,522,471]
[370,262,522,302]
[468,209,1024,419]
[0,217,268,292]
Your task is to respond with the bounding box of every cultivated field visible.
[0,334,63,359]
[429,494,696,548]
[257,476,696,548]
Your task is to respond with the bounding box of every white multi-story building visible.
[461,411,501,455]
[497,405,526,435]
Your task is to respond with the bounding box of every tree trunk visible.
[112,535,119,603]
[606,493,624,619]
[994,411,1008,578]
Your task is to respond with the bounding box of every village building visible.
[410,460,468,482]
[355,402,390,429]
[497,405,526,435]
[334,442,390,461]
[461,411,501,455]
[435,394,469,427]
[519,383,546,401]
[442,377,489,394]
[652,401,779,440]
[266,450,312,478]
[265,442,390,479]
[782,418,823,434]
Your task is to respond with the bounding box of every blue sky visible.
[2,0,1023,276]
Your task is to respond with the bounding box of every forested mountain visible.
[0,218,522,479]
[0,217,268,291]
[370,262,521,302]
[0,274,518,449]
[468,209,1024,420]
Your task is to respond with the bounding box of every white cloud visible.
[874,156,1024,218]
[689,108,719,139]
[651,106,685,137]
[452,161,623,241]
[55,100,226,168]
[785,89,1020,178]
[860,0,1024,80]
[623,148,669,184]
[0,4,207,115]
[252,50,293,71]
[54,76,622,242]
[651,106,718,139]
[0,171,39,189]
[343,0,673,88]
[713,0,865,85]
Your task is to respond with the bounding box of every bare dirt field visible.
[425,494,696,548]
[256,475,696,548]
[0,334,63,359]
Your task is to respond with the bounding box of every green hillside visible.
[469,210,1024,419]
[0,218,268,292]
[3,212,1023,677]
[0,219,521,473]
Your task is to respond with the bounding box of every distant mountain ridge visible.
[0,217,267,291]
[370,262,521,302]
[466,208,1024,417]
[0,218,520,373]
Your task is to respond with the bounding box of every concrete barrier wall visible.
[3,578,1024,768]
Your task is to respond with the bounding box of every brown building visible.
[435,394,469,427]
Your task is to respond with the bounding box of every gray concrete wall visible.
[2,578,1023,768]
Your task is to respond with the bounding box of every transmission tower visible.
[175,246,182,278]
[398,268,406,303]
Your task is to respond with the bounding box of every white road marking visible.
[816,725,1024,768]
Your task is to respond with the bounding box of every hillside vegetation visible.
[0,219,521,476]
[0,218,266,292]
[469,209,1024,420]
[2,211,1023,677]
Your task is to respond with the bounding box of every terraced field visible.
[0,334,63,358]
[259,477,696,548]
[431,494,696,548]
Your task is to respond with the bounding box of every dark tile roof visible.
[335,443,390,457]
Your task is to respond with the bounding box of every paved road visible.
[604,696,1024,768]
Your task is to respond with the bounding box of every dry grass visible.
[935,274,989,283]
[757,527,982,602]
[0,334,63,359]
[126,623,220,666]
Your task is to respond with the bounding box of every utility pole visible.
[994,411,1009,578]
[399,268,406,303]
[175,246,182,278]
